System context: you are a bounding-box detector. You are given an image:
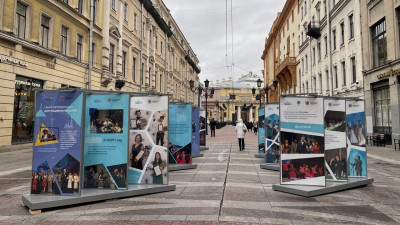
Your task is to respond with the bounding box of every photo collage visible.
[265,104,280,164]
[128,96,169,185]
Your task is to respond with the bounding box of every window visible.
[301,7,303,20]
[134,13,137,30]
[77,35,83,61]
[351,58,356,83]
[333,0,336,7]
[62,0,68,3]
[301,32,304,43]
[161,41,163,53]
[342,61,346,86]
[305,55,308,71]
[340,23,344,45]
[306,82,309,92]
[304,1,307,15]
[16,2,26,39]
[293,43,295,56]
[314,77,317,93]
[132,57,136,82]
[149,30,152,43]
[333,30,336,50]
[122,52,126,77]
[112,0,116,11]
[91,42,95,66]
[143,22,146,39]
[301,58,304,74]
[349,14,354,39]
[374,88,392,129]
[326,70,329,93]
[302,83,305,93]
[93,1,96,23]
[372,20,387,68]
[160,74,162,91]
[155,70,157,90]
[78,0,83,14]
[61,26,68,55]
[334,66,338,88]
[292,10,294,22]
[324,36,328,56]
[313,47,316,65]
[124,3,128,21]
[287,19,289,30]
[109,44,114,73]
[317,42,321,61]
[324,1,327,15]
[40,15,49,48]
[155,35,158,49]
[141,63,144,84]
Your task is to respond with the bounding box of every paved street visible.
[1,125,400,224]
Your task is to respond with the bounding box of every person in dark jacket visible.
[297,135,309,154]
[210,118,217,137]
[330,154,344,178]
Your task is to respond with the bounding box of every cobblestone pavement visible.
[1,125,400,224]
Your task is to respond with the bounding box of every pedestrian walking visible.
[253,121,258,135]
[210,118,217,137]
[248,121,253,132]
[236,119,247,151]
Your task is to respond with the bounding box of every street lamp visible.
[189,79,194,105]
[203,79,213,135]
[263,79,279,103]
[257,78,262,88]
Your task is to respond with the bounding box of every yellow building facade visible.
[0,0,200,147]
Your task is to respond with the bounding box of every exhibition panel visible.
[265,103,280,164]
[128,95,169,184]
[324,99,347,182]
[192,107,201,155]
[32,91,84,196]
[84,94,130,190]
[258,107,266,155]
[199,110,206,147]
[280,96,325,187]
[168,103,193,165]
[346,100,367,178]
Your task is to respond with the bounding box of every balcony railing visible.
[278,57,296,73]
[307,21,321,39]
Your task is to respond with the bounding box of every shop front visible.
[364,66,400,146]
[12,76,43,144]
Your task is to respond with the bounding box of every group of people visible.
[281,135,323,154]
[85,167,126,189]
[282,161,324,180]
[244,121,258,135]
[92,116,123,133]
[31,169,79,194]
[347,120,365,146]
[266,120,279,139]
[40,129,57,142]
[173,151,191,164]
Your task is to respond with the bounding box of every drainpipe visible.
[328,0,333,97]
[140,3,143,92]
[88,0,94,89]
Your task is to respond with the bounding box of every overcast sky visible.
[163,0,285,84]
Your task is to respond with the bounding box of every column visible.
[238,106,241,120]
[102,0,110,70]
[250,107,253,122]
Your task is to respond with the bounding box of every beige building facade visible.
[0,0,200,147]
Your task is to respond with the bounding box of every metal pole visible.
[88,0,94,90]
[205,92,208,135]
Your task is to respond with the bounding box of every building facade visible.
[361,0,400,145]
[0,0,200,147]
[262,0,364,100]
[203,73,264,122]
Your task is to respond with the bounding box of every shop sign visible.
[15,80,41,88]
[0,56,28,67]
[377,68,400,79]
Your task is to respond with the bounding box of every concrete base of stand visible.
[200,146,209,151]
[169,164,197,171]
[260,163,280,171]
[22,184,176,211]
[272,177,374,197]
[254,153,266,158]
[192,153,204,158]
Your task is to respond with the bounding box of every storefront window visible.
[374,87,391,136]
[12,76,43,144]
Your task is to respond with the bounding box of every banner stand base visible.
[169,164,197,171]
[260,163,279,171]
[22,184,176,211]
[272,177,374,197]
[192,153,204,158]
[254,153,266,158]
[200,146,209,151]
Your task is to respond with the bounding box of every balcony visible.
[307,21,321,39]
[276,57,297,92]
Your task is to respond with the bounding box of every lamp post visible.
[189,79,194,105]
[254,78,279,107]
[203,79,214,135]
